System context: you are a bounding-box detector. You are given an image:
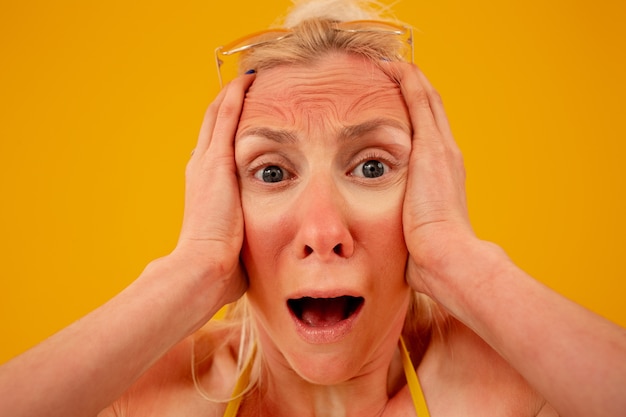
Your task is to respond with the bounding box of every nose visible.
[293,178,354,261]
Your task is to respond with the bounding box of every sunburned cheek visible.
[352,209,407,260]
[241,208,292,268]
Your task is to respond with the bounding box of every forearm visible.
[429,239,626,417]
[0,253,227,417]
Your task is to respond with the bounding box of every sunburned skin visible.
[233,53,415,413]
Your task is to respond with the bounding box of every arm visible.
[397,63,626,417]
[0,73,255,417]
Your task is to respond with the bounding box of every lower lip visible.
[289,303,363,344]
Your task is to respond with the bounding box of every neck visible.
[240,344,407,417]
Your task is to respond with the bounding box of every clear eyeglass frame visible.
[214,20,414,88]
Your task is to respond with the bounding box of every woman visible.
[1,1,625,416]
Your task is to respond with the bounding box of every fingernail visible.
[245,69,256,74]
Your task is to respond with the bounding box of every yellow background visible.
[1,0,625,363]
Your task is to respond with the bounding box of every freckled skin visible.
[234,53,413,386]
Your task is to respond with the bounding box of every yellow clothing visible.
[222,338,430,416]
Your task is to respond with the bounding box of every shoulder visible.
[415,318,551,416]
[99,324,242,417]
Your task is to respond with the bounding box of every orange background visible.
[2,0,625,363]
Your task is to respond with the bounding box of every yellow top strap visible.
[223,339,430,417]
[400,337,431,417]
[222,344,257,417]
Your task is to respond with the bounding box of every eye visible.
[255,165,286,183]
[352,159,389,178]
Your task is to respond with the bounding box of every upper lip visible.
[285,283,366,306]
[286,287,364,301]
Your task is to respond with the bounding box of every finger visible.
[206,73,256,159]
[395,63,457,151]
[192,73,256,159]
[414,68,454,140]
[192,86,230,158]
[410,67,464,179]
[397,64,468,206]
[395,63,442,145]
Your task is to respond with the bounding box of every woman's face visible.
[235,53,412,384]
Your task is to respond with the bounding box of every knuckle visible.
[185,159,194,176]
[206,97,223,116]
[451,146,465,166]
[429,88,443,105]
[217,101,238,121]
[412,88,431,109]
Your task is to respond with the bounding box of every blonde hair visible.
[282,0,396,27]
[237,1,409,77]
[193,0,448,402]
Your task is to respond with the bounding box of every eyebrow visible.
[237,127,298,144]
[237,117,410,144]
[340,117,411,141]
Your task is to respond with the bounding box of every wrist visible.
[137,250,237,335]
[419,238,514,324]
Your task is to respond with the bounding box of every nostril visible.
[301,244,347,258]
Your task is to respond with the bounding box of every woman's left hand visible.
[396,64,626,417]
[396,63,476,296]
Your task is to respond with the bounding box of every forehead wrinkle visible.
[239,55,409,144]
[261,64,390,108]
[345,83,405,117]
[285,83,398,136]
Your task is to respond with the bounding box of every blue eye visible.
[354,160,387,178]
[257,165,284,183]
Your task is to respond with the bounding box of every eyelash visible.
[248,157,294,182]
[349,151,398,177]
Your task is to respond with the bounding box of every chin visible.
[286,347,367,385]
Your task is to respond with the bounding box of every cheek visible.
[338,182,408,277]
[240,194,290,279]
[353,198,408,274]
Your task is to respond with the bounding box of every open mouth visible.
[287,296,364,328]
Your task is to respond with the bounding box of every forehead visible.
[236,53,410,138]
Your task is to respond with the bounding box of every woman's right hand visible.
[173,74,255,307]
